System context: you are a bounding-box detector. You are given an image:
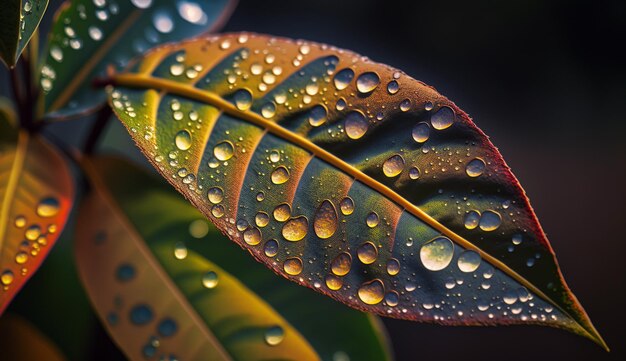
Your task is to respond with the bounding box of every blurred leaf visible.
[0,97,18,131]
[0,112,74,315]
[75,156,319,361]
[0,313,67,361]
[39,0,237,119]
[107,33,607,349]
[0,0,48,68]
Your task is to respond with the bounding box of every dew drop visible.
[512,234,523,245]
[264,326,285,346]
[339,197,354,215]
[131,0,153,9]
[358,279,385,305]
[157,318,178,337]
[400,99,411,112]
[175,130,192,150]
[271,166,290,184]
[153,13,174,33]
[431,106,455,130]
[233,89,253,110]
[116,263,136,282]
[333,68,354,90]
[331,252,352,276]
[357,242,378,264]
[14,216,26,228]
[211,205,224,218]
[273,204,291,222]
[261,102,276,118]
[283,257,303,275]
[385,291,399,307]
[178,1,207,24]
[503,290,518,305]
[255,212,270,227]
[382,154,405,177]
[36,197,60,217]
[308,104,327,127]
[313,200,338,239]
[356,72,380,94]
[282,216,308,241]
[214,141,234,161]
[189,219,209,238]
[264,239,279,257]
[25,225,41,241]
[386,259,400,276]
[466,158,486,177]
[387,80,399,94]
[479,210,502,231]
[129,304,153,325]
[412,122,430,143]
[1,270,14,285]
[269,150,280,163]
[366,212,379,228]
[207,187,224,204]
[174,242,188,259]
[457,250,481,273]
[88,26,103,41]
[325,274,343,290]
[464,210,481,230]
[202,271,219,288]
[344,111,368,139]
[408,167,420,179]
[420,237,454,271]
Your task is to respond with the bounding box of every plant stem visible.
[83,106,112,154]
[9,67,24,123]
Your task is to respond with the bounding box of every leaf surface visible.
[0,0,48,67]
[107,33,607,349]
[39,0,237,118]
[0,313,67,361]
[75,156,324,361]
[0,101,74,315]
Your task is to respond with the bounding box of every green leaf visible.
[76,156,322,361]
[76,155,393,361]
[0,111,74,315]
[0,313,67,361]
[0,0,48,68]
[106,33,607,350]
[39,0,237,119]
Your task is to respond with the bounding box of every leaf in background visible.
[106,33,607,349]
[75,156,321,361]
[76,156,393,361]
[39,0,237,119]
[0,101,74,315]
[0,313,67,361]
[0,0,48,67]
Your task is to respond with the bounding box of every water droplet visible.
[269,150,280,163]
[356,72,380,94]
[400,99,411,112]
[243,227,262,245]
[131,0,153,9]
[282,216,308,241]
[339,197,354,215]
[387,81,399,94]
[479,210,501,231]
[431,106,455,130]
[189,219,209,238]
[130,304,153,325]
[503,290,518,305]
[463,157,486,178]
[331,252,352,276]
[207,187,224,204]
[234,89,253,110]
[202,271,218,288]
[283,257,303,275]
[157,318,178,337]
[220,39,231,50]
[408,167,420,179]
[314,200,338,239]
[153,12,174,33]
[25,225,41,241]
[262,72,276,84]
[36,197,60,217]
[464,210,481,230]
[264,325,285,346]
[382,154,405,177]
[174,242,188,259]
[457,250,481,273]
[271,166,290,184]
[261,103,276,118]
[420,237,454,271]
[211,205,225,218]
[15,252,28,264]
[345,111,368,139]
[358,279,385,305]
[273,204,291,222]
[366,212,379,228]
[325,274,343,290]
[214,141,234,161]
[385,291,399,307]
[336,98,346,111]
[512,234,523,245]
[116,263,136,282]
[308,105,328,127]
[255,212,270,227]
[1,270,14,285]
[50,46,63,62]
[14,216,26,228]
[412,122,430,143]
[23,0,33,12]
[175,130,192,150]
[264,239,279,257]
[333,68,354,90]
[424,101,434,111]
[357,242,378,264]
[88,26,103,41]
[178,1,207,24]
[386,259,400,276]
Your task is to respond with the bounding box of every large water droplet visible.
[214,141,234,161]
[25,225,41,241]
[157,318,178,337]
[282,216,308,241]
[358,279,385,305]
[314,200,338,239]
[207,187,224,204]
[153,12,174,33]
[283,257,303,275]
[356,72,380,94]
[234,89,253,110]
[457,250,481,273]
[386,259,400,276]
[331,252,352,276]
[382,154,405,177]
[466,158,486,177]
[202,271,218,288]
[464,210,481,230]
[333,68,354,90]
[1,270,14,285]
[412,122,430,143]
[36,197,60,217]
[479,210,502,231]
[255,212,270,227]
[366,212,379,228]
[308,104,328,127]
[175,130,192,150]
[243,227,262,245]
[178,1,207,24]
[344,111,368,139]
[264,239,279,257]
[273,204,291,222]
[264,326,285,346]
[271,166,290,184]
[357,242,378,264]
[420,237,454,271]
[325,274,343,290]
[387,80,399,94]
[431,106,455,130]
[132,0,153,9]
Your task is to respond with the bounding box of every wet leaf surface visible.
[106,33,606,349]
[0,100,74,314]
[0,0,48,67]
[39,0,237,118]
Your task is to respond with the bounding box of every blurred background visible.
[2,0,625,360]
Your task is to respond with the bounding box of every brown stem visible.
[83,106,113,155]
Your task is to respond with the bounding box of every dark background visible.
[3,0,626,360]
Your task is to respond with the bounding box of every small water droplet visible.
[261,102,276,118]
[178,1,207,24]
[385,291,399,307]
[308,104,328,127]
[207,187,224,204]
[512,234,523,245]
[386,259,400,276]
[358,279,385,305]
[175,130,192,150]
[339,197,354,215]
[157,318,178,337]
[271,166,290,184]
[174,242,188,259]
[331,252,352,276]
[412,122,430,143]
[264,325,285,346]
[243,227,262,245]
[479,210,501,231]
[255,212,270,227]
[214,141,234,161]
[202,271,218,288]
[88,26,103,41]
[464,210,481,230]
[273,204,291,222]
[333,68,354,90]
[431,106,455,130]
[357,242,378,264]
[457,250,481,273]
[420,237,454,271]
[345,111,368,139]
[408,167,420,179]
[1,270,14,285]
[466,158,486,177]
[116,263,136,282]
[234,89,253,110]
[264,239,279,257]
[356,72,380,94]
[382,154,405,177]
[153,12,174,33]
[36,197,60,217]
[282,216,308,241]
[366,212,379,228]
[269,150,280,163]
[14,216,26,228]
[325,274,343,290]
[400,99,411,112]
[131,0,153,9]
[129,304,154,325]
[189,219,209,238]
[283,257,303,275]
[25,225,41,241]
[503,290,518,305]
[387,80,399,94]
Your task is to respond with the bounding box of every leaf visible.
[0,107,74,315]
[76,155,393,361]
[106,33,607,349]
[75,156,322,361]
[0,0,48,68]
[39,0,237,119]
[0,313,67,361]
